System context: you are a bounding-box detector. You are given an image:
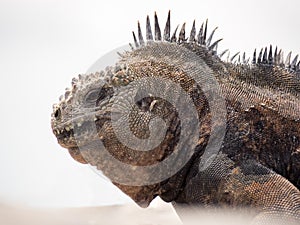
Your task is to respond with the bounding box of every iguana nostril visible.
[54,108,61,120]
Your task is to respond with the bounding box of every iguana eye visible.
[85,89,100,103]
[85,87,114,105]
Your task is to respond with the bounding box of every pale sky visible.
[0,0,299,208]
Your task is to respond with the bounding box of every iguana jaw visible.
[51,110,110,148]
[51,114,110,164]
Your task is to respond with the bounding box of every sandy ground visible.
[0,202,182,225]
[1,202,298,225]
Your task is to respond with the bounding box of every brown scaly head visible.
[51,11,300,207]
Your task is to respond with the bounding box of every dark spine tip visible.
[268,45,273,64]
[171,25,179,42]
[132,31,139,48]
[178,23,186,43]
[154,12,162,41]
[274,46,278,64]
[242,52,246,63]
[164,10,171,41]
[197,22,204,45]
[262,47,268,64]
[146,15,153,41]
[208,38,222,51]
[219,49,229,58]
[137,21,145,46]
[203,19,208,45]
[252,49,257,64]
[230,52,240,62]
[285,52,292,66]
[189,20,196,42]
[207,27,218,47]
[258,48,263,64]
[291,55,298,69]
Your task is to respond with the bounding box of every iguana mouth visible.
[53,125,73,140]
[52,114,110,149]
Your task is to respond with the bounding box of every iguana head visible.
[50,11,227,207]
[51,70,114,164]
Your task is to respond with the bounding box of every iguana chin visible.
[51,11,300,224]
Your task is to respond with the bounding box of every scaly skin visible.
[51,11,300,224]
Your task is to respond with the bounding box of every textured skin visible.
[51,11,300,224]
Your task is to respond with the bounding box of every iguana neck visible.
[159,144,205,202]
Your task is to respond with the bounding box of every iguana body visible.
[51,11,300,224]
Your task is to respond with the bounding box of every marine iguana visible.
[51,11,300,224]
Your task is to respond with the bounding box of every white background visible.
[0,0,299,208]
